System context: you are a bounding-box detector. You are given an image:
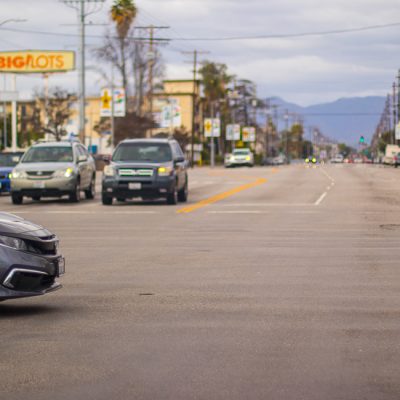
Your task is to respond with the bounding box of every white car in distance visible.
[225,148,254,168]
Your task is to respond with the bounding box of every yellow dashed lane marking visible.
[177,178,267,214]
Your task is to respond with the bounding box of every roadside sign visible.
[100,89,112,117]
[161,104,182,128]
[0,50,75,73]
[204,118,220,137]
[100,88,126,117]
[396,123,400,140]
[226,124,241,140]
[242,127,256,142]
[113,88,126,117]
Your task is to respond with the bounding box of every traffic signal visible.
[360,136,365,144]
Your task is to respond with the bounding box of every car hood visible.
[15,162,74,172]
[0,213,52,237]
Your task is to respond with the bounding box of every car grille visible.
[4,269,56,292]
[26,171,54,177]
[118,169,153,177]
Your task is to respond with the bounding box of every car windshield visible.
[0,153,22,167]
[233,150,250,155]
[113,143,173,163]
[22,147,73,163]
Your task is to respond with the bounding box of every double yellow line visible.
[177,178,267,214]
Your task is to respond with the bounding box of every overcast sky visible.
[1,0,400,106]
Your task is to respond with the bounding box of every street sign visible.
[226,124,241,140]
[100,88,126,118]
[204,118,220,137]
[242,127,256,142]
[0,50,75,73]
[396,123,400,140]
[100,89,112,117]
[113,88,126,117]
[0,91,18,102]
[161,104,181,128]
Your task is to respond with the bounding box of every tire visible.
[32,196,41,201]
[166,187,178,205]
[85,177,96,200]
[69,180,81,203]
[11,193,23,205]
[102,194,113,205]
[177,179,188,202]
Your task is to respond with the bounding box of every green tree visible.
[110,0,137,96]
[199,61,232,115]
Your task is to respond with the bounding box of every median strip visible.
[177,178,267,214]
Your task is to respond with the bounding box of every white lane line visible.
[315,192,328,206]
[207,210,266,214]
[217,203,313,207]
[9,210,160,215]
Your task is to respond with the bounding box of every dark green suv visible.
[102,138,188,205]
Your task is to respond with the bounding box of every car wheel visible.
[11,193,23,205]
[85,177,96,200]
[69,181,81,203]
[102,194,113,205]
[32,196,41,201]
[166,188,178,205]
[177,180,188,202]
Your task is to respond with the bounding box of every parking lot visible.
[1,164,400,400]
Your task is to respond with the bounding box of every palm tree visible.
[110,0,137,96]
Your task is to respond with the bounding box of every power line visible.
[2,21,400,42]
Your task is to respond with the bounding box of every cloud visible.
[1,0,400,105]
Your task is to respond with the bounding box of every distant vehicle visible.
[102,138,188,205]
[331,154,344,164]
[10,141,96,204]
[383,145,400,165]
[305,156,317,164]
[272,154,286,166]
[394,152,400,168]
[225,148,254,168]
[353,157,363,164]
[0,152,24,193]
[0,213,65,301]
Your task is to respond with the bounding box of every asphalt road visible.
[1,164,400,400]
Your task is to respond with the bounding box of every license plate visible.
[57,257,65,276]
[128,183,141,190]
[33,181,45,189]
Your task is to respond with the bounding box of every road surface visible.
[1,164,399,400]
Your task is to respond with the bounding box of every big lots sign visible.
[0,50,75,73]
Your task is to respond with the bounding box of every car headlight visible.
[11,170,27,179]
[246,156,251,161]
[104,165,116,177]
[158,166,173,176]
[54,167,75,178]
[0,235,28,251]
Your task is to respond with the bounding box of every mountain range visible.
[271,96,386,145]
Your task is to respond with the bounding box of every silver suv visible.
[10,141,96,204]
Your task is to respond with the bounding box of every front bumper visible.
[11,177,77,197]
[0,245,64,300]
[102,176,175,199]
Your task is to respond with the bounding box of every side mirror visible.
[102,155,111,164]
[78,155,88,163]
[175,156,185,164]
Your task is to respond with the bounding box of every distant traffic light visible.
[359,136,365,144]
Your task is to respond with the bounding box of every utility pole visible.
[397,70,400,144]
[61,0,105,144]
[393,82,397,144]
[136,25,169,137]
[284,110,289,163]
[182,50,209,167]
